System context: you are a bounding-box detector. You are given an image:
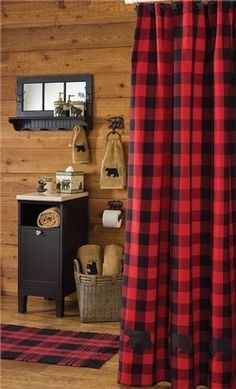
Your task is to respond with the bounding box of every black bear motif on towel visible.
[76,145,86,152]
[105,168,119,177]
[86,261,98,275]
[126,329,153,353]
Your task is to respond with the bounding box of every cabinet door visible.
[19,227,60,289]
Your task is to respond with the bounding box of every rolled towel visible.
[37,207,60,228]
[77,244,102,275]
[102,244,123,275]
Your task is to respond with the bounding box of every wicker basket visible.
[74,259,123,322]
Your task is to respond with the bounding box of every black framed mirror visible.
[9,74,93,131]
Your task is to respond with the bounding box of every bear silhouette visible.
[105,167,119,177]
[108,116,123,130]
[211,338,232,360]
[75,145,86,152]
[37,179,47,193]
[71,106,82,117]
[61,179,71,190]
[171,334,192,355]
[86,261,98,275]
[54,105,66,117]
[126,329,153,352]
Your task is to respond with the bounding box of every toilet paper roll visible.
[102,210,122,228]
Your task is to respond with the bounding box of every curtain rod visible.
[124,0,171,3]
[124,0,209,4]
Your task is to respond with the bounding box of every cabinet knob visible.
[35,230,43,236]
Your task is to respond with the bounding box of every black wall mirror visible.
[9,74,93,131]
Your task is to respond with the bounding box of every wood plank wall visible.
[1,0,136,295]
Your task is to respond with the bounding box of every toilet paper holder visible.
[100,200,124,222]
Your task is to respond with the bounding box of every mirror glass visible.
[16,75,93,129]
[23,83,43,111]
[44,82,64,110]
[66,82,86,102]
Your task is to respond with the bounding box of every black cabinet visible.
[17,193,88,317]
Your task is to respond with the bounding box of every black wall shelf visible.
[9,116,88,131]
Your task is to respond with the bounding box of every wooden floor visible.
[1,295,170,389]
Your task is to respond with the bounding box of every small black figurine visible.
[37,179,47,193]
[86,261,98,275]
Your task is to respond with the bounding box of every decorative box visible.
[56,171,84,193]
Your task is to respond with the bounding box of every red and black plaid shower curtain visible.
[118,1,236,388]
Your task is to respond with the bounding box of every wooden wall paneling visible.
[1,279,17,296]
[85,177,128,200]
[0,128,130,150]
[1,1,135,29]
[89,224,125,247]
[1,0,134,296]
[1,173,42,196]
[0,76,17,101]
[1,23,134,52]
[1,196,17,218]
[1,47,131,76]
[1,142,129,173]
[1,245,17,278]
[0,220,17,246]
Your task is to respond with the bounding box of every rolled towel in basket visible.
[102,244,123,275]
[37,207,60,228]
[77,244,102,275]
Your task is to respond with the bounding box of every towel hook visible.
[106,116,124,141]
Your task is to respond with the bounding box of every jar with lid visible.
[54,92,64,117]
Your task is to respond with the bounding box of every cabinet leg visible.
[18,295,27,313]
[55,299,64,317]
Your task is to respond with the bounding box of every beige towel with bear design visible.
[100,138,126,189]
[68,125,90,164]
[77,244,102,275]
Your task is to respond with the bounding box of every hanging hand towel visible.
[68,125,89,164]
[100,138,126,189]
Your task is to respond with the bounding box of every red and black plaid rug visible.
[0,324,119,369]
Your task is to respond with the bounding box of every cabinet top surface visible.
[16,192,89,202]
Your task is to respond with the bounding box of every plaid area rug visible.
[0,324,119,369]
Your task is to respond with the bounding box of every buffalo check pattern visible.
[118,2,236,388]
[1,324,119,368]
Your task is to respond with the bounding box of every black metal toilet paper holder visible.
[100,200,125,222]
